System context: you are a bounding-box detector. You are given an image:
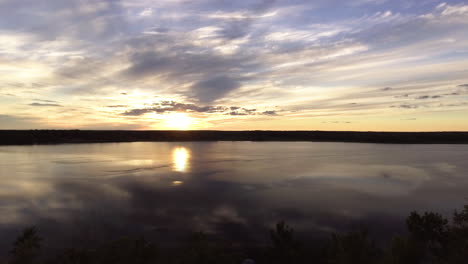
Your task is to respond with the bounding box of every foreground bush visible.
[5,205,468,264]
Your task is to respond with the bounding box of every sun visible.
[164,113,193,130]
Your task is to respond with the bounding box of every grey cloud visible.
[322,121,352,124]
[354,15,435,48]
[122,109,152,116]
[381,87,392,91]
[122,101,227,116]
[416,95,443,100]
[123,50,257,103]
[218,18,252,40]
[191,76,241,103]
[146,27,169,34]
[55,58,107,79]
[125,53,173,78]
[210,0,277,40]
[62,80,116,95]
[391,101,468,110]
[397,104,418,109]
[122,101,277,117]
[416,95,429,100]
[262,110,277,115]
[394,94,409,98]
[29,103,62,107]
[0,0,129,41]
[455,84,468,94]
[229,112,248,116]
[124,51,252,80]
[34,99,59,103]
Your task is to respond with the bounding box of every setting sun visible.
[164,113,192,130]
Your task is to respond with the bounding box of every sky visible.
[0,0,468,131]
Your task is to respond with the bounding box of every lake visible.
[0,142,467,251]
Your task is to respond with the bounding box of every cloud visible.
[206,0,278,40]
[262,110,277,116]
[191,76,241,103]
[397,104,418,109]
[124,52,173,78]
[321,121,352,124]
[394,94,409,98]
[122,101,277,117]
[123,50,257,103]
[415,95,442,100]
[55,58,107,79]
[229,112,248,116]
[218,19,252,40]
[0,0,129,41]
[34,99,59,103]
[29,103,62,107]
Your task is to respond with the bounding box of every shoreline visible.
[1,130,468,145]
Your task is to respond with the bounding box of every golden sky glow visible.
[163,113,193,130]
[0,0,468,131]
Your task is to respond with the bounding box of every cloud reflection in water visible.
[0,142,468,251]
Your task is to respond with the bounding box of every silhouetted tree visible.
[406,211,449,262]
[382,235,423,264]
[49,248,91,264]
[445,205,468,263]
[266,221,305,264]
[93,237,158,264]
[325,230,379,264]
[10,226,42,264]
[179,232,239,264]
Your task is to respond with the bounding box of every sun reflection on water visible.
[172,147,190,172]
[172,181,183,186]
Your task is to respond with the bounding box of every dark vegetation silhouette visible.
[9,227,41,264]
[4,205,468,264]
[1,130,468,145]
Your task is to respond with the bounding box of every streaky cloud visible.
[122,101,278,117]
[29,103,62,107]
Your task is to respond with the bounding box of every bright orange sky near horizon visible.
[1,0,468,131]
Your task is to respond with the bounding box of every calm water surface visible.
[0,142,467,249]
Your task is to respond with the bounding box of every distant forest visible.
[1,130,468,145]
